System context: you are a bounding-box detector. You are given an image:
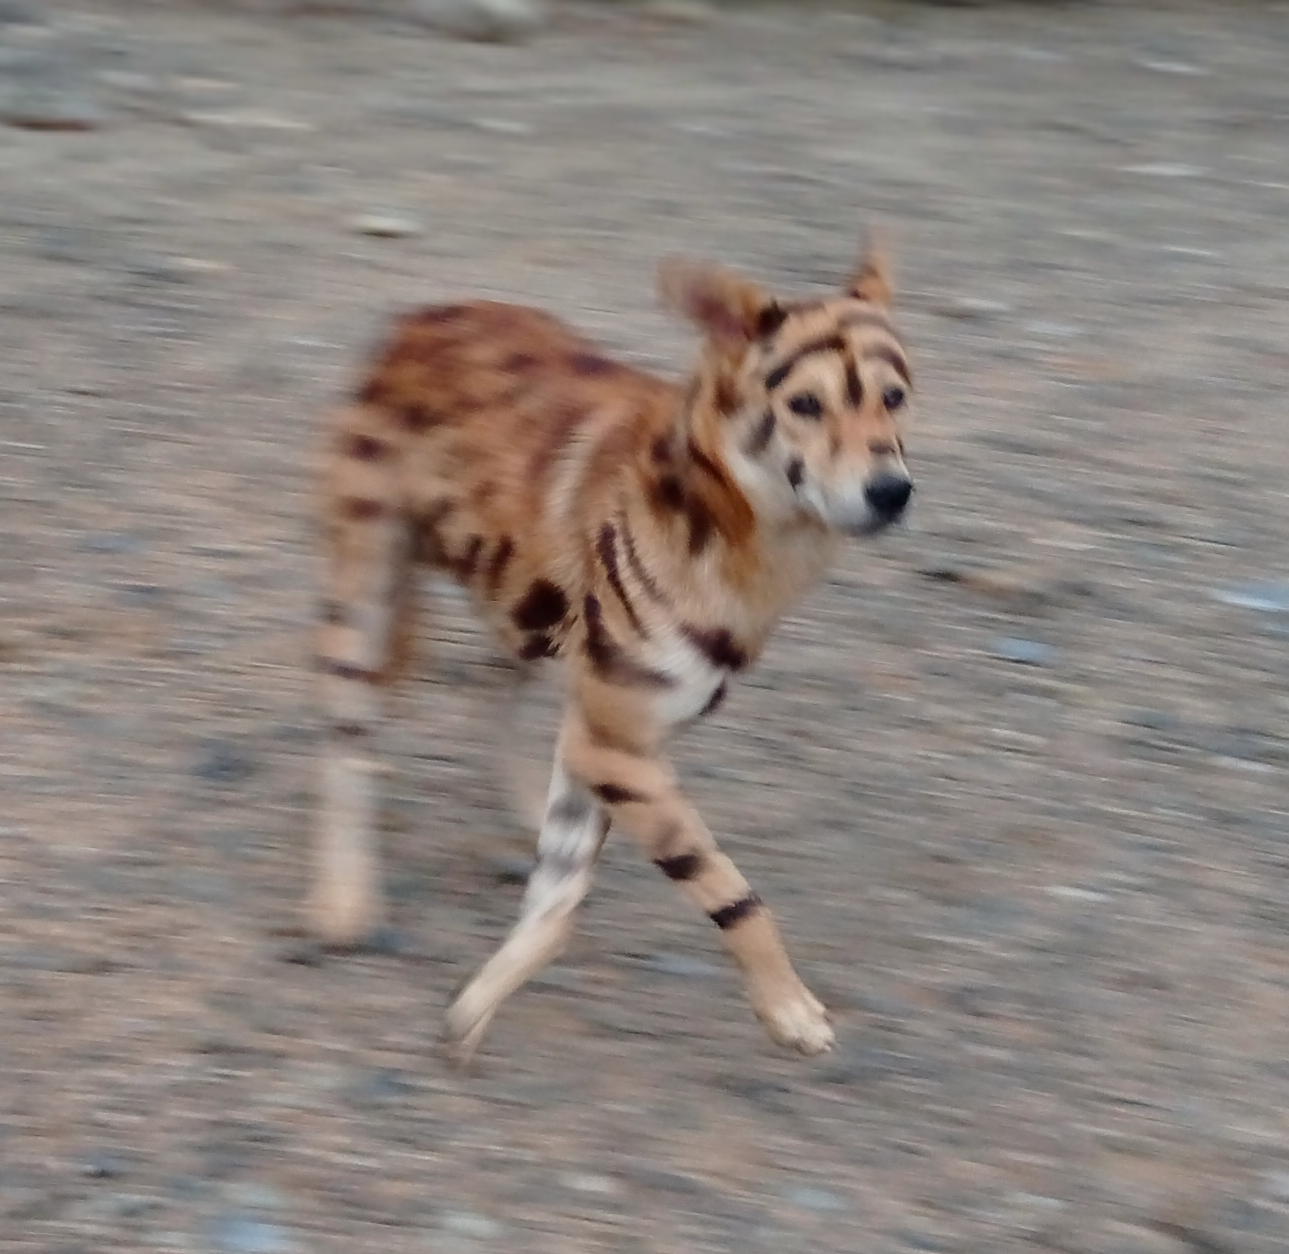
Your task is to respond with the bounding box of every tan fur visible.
[312,242,916,1061]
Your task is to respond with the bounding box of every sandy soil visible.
[1,2,1288,1250]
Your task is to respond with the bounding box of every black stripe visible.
[765,334,847,392]
[655,853,703,882]
[844,358,864,408]
[591,782,647,806]
[699,680,727,719]
[618,517,668,606]
[745,409,776,456]
[582,595,673,689]
[318,658,379,682]
[840,307,896,334]
[681,624,749,672]
[546,793,592,829]
[453,535,483,580]
[486,537,515,595]
[867,342,912,385]
[320,600,346,625]
[518,633,556,661]
[710,893,763,930]
[330,721,369,739]
[597,523,647,637]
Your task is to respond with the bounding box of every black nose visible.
[864,472,913,522]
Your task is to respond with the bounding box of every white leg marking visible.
[444,755,608,1060]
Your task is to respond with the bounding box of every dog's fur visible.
[312,243,915,1060]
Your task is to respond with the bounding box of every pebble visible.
[1212,582,1289,613]
[1119,162,1207,179]
[408,0,545,44]
[1263,1171,1289,1203]
[79,531,142,555]
[350,212,424,239]
[81,1150,131,1180]
[783,1185,847,1213]
[0,85,105,130]
[209,1215,296,1254]
[990,637,1056,667]
[488,853,532,885]
[440,1210,505,1239]
[644,951,720,979]
[929,296,1011,321]
[344,1067,416,1107]
[558,1172,620,1196]
[191,739,257,786]
[181,108,312,131]
[1136,57,1207,76]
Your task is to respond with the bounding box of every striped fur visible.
[312,242,915,1061]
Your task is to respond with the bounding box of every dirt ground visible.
[2,1,1289,1250]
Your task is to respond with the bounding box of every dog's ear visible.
[658,257,784,346]
[847,231,896,307]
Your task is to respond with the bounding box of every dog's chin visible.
[837,512,903,539]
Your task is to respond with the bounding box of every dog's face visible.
[660,243,914,537]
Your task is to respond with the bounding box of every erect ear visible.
[847,231,896,306]
[657,257,786,346]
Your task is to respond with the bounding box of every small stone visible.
[1263,1171,1289,1203]
[277,940,323,966]
[989,637,1056,667]
[558,1172,620,1196]
[440,1211,505,1239]
[0,84,105,131]
[621,1165,705,1195]
[192,740,257,786]
[644,951,720,979]
[929,296,1011,321]
[1045,885,1109,903]
[469,116,531,135]
[408,0,545,44]
[1119,162,1207,178]
[344,1067,416,1107]
[80,531,142,555]
[81,1151,130,1180]
[1136,58,1207,76]
[488,853,532,885]
[181,109,312,131]
[350,212,424,239]
[1024,319,1081,339]
[1213,582,1289,613]
[783,1185,846,1213]
[209,1214,296,1254]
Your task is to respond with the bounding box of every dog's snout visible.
[864,472,913,523]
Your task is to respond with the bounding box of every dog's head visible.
[659,240,914,537]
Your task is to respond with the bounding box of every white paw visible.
[308,882,383,950]
[756,988,835,1056]
[442,986,497,1065]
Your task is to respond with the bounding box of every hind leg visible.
[311,425,417,946]
[478,655,549,834]
[444,738,609,1061]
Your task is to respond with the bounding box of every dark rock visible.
[192,740,257,786]
[990,637,1057,667]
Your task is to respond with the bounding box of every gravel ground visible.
[2,2,1288,1251]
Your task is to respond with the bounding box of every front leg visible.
[444,749,609,1062]
[561,702,834,1056]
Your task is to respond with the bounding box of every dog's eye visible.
[882,385,906,412]
[787,392,823,419]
